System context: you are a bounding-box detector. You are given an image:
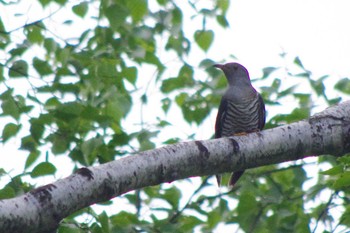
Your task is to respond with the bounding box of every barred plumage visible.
[214,62,266,187]
[219,95,262,136]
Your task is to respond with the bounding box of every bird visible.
[213,62,266,187]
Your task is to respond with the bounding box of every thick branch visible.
[1,101,350,233]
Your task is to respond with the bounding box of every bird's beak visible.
[213,64,224,69]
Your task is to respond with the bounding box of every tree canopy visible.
[1,1,350,232]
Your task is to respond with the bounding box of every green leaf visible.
[334,171,350,189]
[2,123,21,142]
[335,78,350,94]
[171,7,182,25]
[127,0,148,23]
[178,215,203,232]
[69,148,85,165]
[175,93,210,125]
[0,18,9,49]
[30,118,45,142]
[8,60,28,77]
[39,0,52,7]
[105,4,129,30]
[25,150,41,169]
[0,186,16,199]
[161,78,182,93]
[310,79,325,97]
[110,211,139,228]
[294,56,305,69]
[1,96,20,120]
[206,206,222,229]
[141,94,147,104]
[55,0,68,5]
[44,38,58,54]
[97,211,110,232]
[95,58,119,78]
[327,97,342,105]
[81,137,104,164]
[31,162,56,178]
[161,64,194,93]
[337,154,350,164]
[0,65,3,82]
[20,135,37,152]
[216,15,229,27]
[166,35,190,56]
[136,130,158,151]
[320,165,343,176]
[217,0,230,13]
[51,134,69,155]
[33,57,53,76]
[163,186,181,209]
[237,192,259,231]
[9,44,28,57]
[294,93,311,109]
[156,0,168,6]
[194,30,214,52]
[55,102,83,120]
[72,2,88,18]
[277,85,298,98]
[161,98,171,113]
[271,107,309,124]
[122,66,137,85]
[26,24,44,44]
[262,66,278,79]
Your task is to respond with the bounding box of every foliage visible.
[0,0,349,232]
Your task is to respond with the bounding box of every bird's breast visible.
[220,96,261,136]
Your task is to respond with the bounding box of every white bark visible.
[1,101,350,233]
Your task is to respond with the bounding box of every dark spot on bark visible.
[195,140,210,159]
[153,164,166,184]
[75,167,94,180]
[101,179,115,200]
[30,184,57,204]
[229,138,240,153]
[287,126,291,130]
[343,125,350,153]
[133,171,137,177]
[107,172,112,179]
[316,125,322,133]
[295,139,305,159]
[236,152,246,165]
[159,164,165,177]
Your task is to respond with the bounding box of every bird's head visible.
[213,62,251,86]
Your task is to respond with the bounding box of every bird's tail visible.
[215,175,221,187]
[229,170,245,187]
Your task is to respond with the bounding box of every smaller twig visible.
[169,176,210,223]
[312,191,338,233]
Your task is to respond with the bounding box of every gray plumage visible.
[214,62,266,187]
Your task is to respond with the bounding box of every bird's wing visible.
[214,98,228,138]
[257,93,266,130]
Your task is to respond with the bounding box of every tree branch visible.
[1,101,350,232]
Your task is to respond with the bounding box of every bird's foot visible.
[233,132,248,136]
[233,129,261,136]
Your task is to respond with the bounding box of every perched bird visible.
[214,62,266,187]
